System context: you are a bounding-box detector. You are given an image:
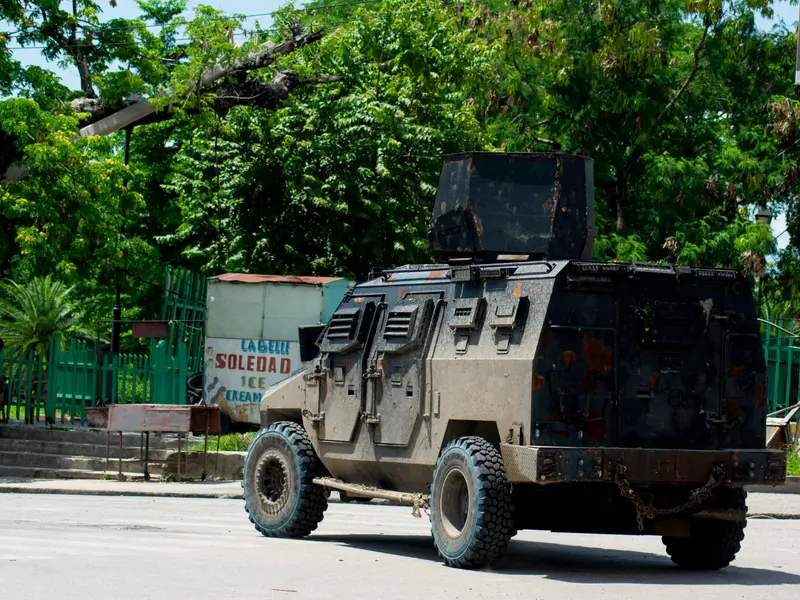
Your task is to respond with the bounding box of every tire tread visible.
[243,421,327,539]
[662,487,747,570]
[431,436,515,569]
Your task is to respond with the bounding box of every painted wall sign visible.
[204,337,302,424]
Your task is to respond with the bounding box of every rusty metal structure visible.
[104,404,221,481]
[242,152,787,570]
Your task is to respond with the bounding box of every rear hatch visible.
[534,262,767,451]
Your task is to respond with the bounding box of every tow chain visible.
[614,463,726,531]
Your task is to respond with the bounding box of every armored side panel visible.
[429,153,595,263]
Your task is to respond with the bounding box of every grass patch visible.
[787,445,800,476]
[190,432,254,453]
[3,404,81,422]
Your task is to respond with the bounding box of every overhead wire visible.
[3,0,385,45]
[7,0,474,50]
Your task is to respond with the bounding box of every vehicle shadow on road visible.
[308,534,800,585]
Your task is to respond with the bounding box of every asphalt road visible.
[0,494,799,600]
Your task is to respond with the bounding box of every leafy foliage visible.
[2,0,800,318]
[0,275,91,351]
[0,98,162,331]
[476,0,795,272]
[162,0,492,278]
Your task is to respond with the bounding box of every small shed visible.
[204,273,351,425]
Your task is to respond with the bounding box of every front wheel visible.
[430,436,515,569]
[662,487,747,570]
[242,422,328,538]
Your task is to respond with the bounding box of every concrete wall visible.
[161,450,245,481]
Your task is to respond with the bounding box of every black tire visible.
[430,436,515,569]
[242,421,328,538]
[662,487,747,570]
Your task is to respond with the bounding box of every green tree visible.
[0,275,91,351]
[0,0,186,101]
[0,97,162,329]
[161,0,492,278]
[477,0,793,278]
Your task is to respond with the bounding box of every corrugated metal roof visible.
[210,273,344,286]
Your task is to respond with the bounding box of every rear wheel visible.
[662,487,747,570]
[242,422,328,538]
[430,436,515,569]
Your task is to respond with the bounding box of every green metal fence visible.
[160,266,206,374]
[760,318,800,414]
[0,345,47,423]
[0,335,189,425]
[0,266,205,425]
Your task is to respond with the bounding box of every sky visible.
[5,0,800,250]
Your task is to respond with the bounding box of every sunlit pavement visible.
[0,494,798,600]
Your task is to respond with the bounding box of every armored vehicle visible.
[242,152,787,570]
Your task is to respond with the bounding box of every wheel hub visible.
[440,467,470,539]
[256,453,290,514]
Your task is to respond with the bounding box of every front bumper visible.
[500,444,787,487]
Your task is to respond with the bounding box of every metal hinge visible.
[302,409,325,424]
[705,412,744,431]
[363,366,382,380]
[363,413,381,425]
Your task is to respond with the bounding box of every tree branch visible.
[69,29,328,126]
[655,22,710,127]
[211,70,343,112]
[623,20,712,178]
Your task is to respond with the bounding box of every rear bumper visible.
[500,444,787,487]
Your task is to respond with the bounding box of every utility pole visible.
[110,126,132,354]
[796,4,800,85]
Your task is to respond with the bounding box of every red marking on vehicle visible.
[512,281,522,297]
[473,214,484,236]
[754,385,766,408]
[562,350,577,367]
[586,411,607,445]
[580,333,612,393]
[533,371,544,390]
[649,372,659,391]
[353,297,364,303]
[727,364,745,378]
[427,270,447,279]
[398,286,405,298]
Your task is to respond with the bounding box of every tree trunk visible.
[74,47,97,99]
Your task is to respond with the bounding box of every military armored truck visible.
[242,152,787,570]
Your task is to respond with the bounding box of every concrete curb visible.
[0,483,798,520]
[749,512,800,520]
[1,484,797,519]
[0,485,244,500]
[746,476,800,495]
[0,483,374,505]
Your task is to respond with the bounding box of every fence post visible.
[177,340,188,405]
[46,334,60,422]
[151,340,166,403]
